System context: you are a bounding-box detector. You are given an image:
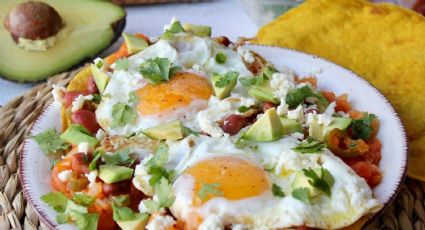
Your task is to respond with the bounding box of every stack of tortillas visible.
[255,0,425,181]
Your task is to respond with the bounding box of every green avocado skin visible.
[0,0,126,82]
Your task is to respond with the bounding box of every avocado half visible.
[0,0,126,82]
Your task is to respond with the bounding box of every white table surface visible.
[0,0,258,106]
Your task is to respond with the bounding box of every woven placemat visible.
[0,67,424,230]
[111,0,207,5]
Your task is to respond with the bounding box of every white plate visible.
[20,45,408,229]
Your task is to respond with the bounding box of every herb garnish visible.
[213,71,239,88]
[272,183,285,197]
[197,182,224,202]
[292,137,325,154]
[31,128,70,156]
[350,113,377,140]
[139,57,181,85]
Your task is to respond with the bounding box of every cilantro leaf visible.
[143,199,160,213]
[237,106,249,113]
[183,126,200,137]
[350,113,377,140]
[285,86,317,108]
[292,138,325,154]
[32,128,70,156]
[115,58,129,71]
[148,166,173,186]
[92,94,102,104]
[56,213,68,224]
[162,21,184,39]
[303,167,335,197]
[272,184,285,197]
[111,195,130,207]
[111,102,137,128]
[139,57,181,85]
[214,71,239,88]
[155,177,175,208]
[215,52,227,64]
[292,187,311,204]
[146,142,174,186]
[197,182,224,202]
[72,193,95,207]
[102,148,135,166]
[41,192,69,212]
[89,151,101,171]
[70,211,99,230]
[112,204,136,221]
[239,66,276,87]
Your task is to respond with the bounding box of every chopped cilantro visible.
[303,167,335,197]
[111,195,130,207]
[102,148,135,166]
[88,151,101,171]
[146,142,169,168]
[31,128,70,156]
[183,126,200,137]
[41,192,69,212]
[139,57,181,85]
[215,52,227,64]
[143,199,160,213]
[128,91,138,105]
[111,102,137,128]
[272,184,285,197]
[286,86,330,110]
[197,182,224,202]
[161,21,185,39]
[92,94,102,104]
[70,212,99,230]
[292,187,311,204]
[292,138,325,154]
[95,60,104,69]
[239,66,276,87]
[115,58,129,71]
[350,113,377,140]
[72,193,95,207]
[213,71,239,88]
[112,204,137,221]
[155,177,175,208]
[237,106,249,113]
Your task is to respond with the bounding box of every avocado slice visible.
[122,33,148,55]
[292,169,335,198]
[0,0,126,82]
[243,108,284,142]
[248,87,279,104]
[117,213,149,230]
[142,120,185,141]
[308,118,324,141]
[99,165,134,184]
[211,74,238,99]
[60,124,99,147]
[183,24,212,37]
[323,117,352,136]
[280,117,303,135]
[90,64,110,94]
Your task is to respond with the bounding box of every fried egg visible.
[96,32,254,136]
[164,135,381,229]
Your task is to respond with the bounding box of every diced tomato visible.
[51,159,72,195]
[71,109,100,134]
[326,129,369,157]
[87,76,99,94]
[221,114,248,136]
[296,76,317,88]
[350,161,382,187]
[322,91,336,103]
[71,152,90,175]
[364,138,382,165]
[87,182,104,198]
[97,210,118,230]
[129,182,146,212]
[335,93,351,112]
[67,175,89,193]
[101,180,131,196]
[63,91,84,108]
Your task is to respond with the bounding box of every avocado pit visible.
[3,1,63,51]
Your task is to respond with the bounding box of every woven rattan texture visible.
[111,0,207,5]
[0,67,424,229]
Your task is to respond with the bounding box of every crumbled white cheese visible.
[276,98,288,116]
[138,200,150,214]
[85,170,98,186]
[199,214,224,230]
[52,85,66,104]
[290,132,305,140]
[270,72,296,99]
[146,215,176,230]
[95,129,107,140]
[58,170,72,182]
[132,163,154,196]
[232,224,248,230]
[71,95,94,112]
[236,46,255,63]
[317,102,336,126]
[78,142,91,154]
[287,105,305,122]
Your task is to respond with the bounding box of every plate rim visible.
[19,44,409,229]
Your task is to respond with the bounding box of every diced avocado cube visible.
[280,117,303,135]
[90,64,110,94]
[60,125,99,147]
[183,24,212,37]
[211,74,238,99]
[117,213,149,230]
[248,87,279,104]
[243,108,284,142]
[323,117,352,137]
[99,165,134,184]
[309,118,324,142]
[142,120,184,141]
[122,33,149,55]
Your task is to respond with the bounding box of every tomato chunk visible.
[350,161,382,187]
[63,91,83,108]
[71,152,90,175]
[71,109,100,134]
[221,114,247,135]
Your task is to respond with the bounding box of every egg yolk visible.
[136,72,212,115]
[185,156,270,205]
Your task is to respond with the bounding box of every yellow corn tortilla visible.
[255,0,425,180]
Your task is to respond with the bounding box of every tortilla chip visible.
[255,0,425,180]
[256,0,425,140]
